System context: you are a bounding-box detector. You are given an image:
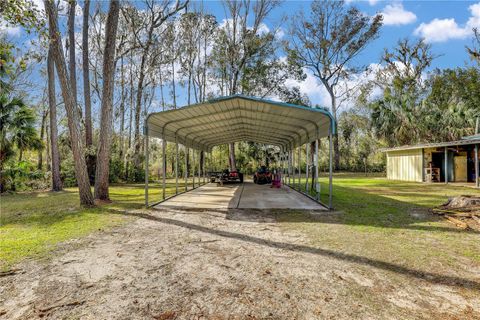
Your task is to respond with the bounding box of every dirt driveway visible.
[1,207,479,319]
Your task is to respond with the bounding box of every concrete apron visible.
[154,181,326,210]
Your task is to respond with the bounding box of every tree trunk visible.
[172,59,177,107]
[327,85,340,171]
[333,132,340,171]
[229,143,236,171]
[159,66,165,111]
[94,0,120,201]
[68,0,77,107]
[125,61,134,180]
[83,0,94,179]
[202,36,207,102]
[46,121,51,171]
[133,53,147,161]
[119,56,125,159]
[45,0,92,204]
[38,107,47,170]
[187,69,191,105]
[48,45,62,191]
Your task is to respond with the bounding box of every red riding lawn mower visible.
[253,166,272,184]
[210,169,244,184]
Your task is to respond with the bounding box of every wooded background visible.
[1,0,479,205]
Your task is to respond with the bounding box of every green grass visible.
[279,176,480,273]
[1,175,479,276]
[0,180,190,270]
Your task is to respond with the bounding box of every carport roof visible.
[146,95,335,152]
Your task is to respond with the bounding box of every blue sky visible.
[200,0,480,70]
[2,0,480,110]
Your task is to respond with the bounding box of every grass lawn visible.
[279,175,480,278]
[1,175,479,278]
[0,180,193,270]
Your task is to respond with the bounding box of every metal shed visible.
[383,135,480,187]
[144,95,336,209]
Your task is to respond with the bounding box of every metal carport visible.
[144,94,336,209]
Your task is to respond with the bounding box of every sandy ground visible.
[1,208,479,320]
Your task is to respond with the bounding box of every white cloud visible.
[346,0,379,6]
[414,18,470,42]
[257,23,270,35]
[284,63,382,110]
[285,68,332,107]
[276,27,285,39]
[220,18,274,37]
[30,0,44,12]
[467,3,480,28]
[0,20,21,37]
[380,3,416,26]
[414,2,480,43]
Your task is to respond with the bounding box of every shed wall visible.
[387,149,423,182]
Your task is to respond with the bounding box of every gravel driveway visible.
[1,207,479,319]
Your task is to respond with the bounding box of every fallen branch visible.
[0,268,23,277]
[444,215,469,229]
[38,300,85,313]
[432,208,471,216]
[471,214,480,225]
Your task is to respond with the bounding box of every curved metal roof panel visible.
[146,95,335,151]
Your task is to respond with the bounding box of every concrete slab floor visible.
[154,181,326,210]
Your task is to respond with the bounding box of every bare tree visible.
[47,45,62,191]
[94,0,121,201]
[287,0,382,169]
[122,0,188,168]
[37,103,48,170]
[67,0,77,108]
[44,0,93,205]
[211,0,280,171]
[82,0,94,178]
[118,56,126,158]
[178,12,200,105]
[467,28,480,65]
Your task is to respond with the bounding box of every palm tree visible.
[0,94,43,192]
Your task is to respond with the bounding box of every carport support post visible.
[162,138,166,200]
[297,146,302,191]
[475,144,479,188]
[288,151,291,186]
[445,147,448,184]
[315,138,319,201]
[305,143,309,194]
[198,150,201,185]
[203,152,206,185]
[192,149,196,189]
[184,147,188,192]
[175,141,179,195]
[292,149,295,187]
[144,125,149,207]
[329,131,333,209]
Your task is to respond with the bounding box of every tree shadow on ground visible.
[117,210,480,292]
[213,182,479,234]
